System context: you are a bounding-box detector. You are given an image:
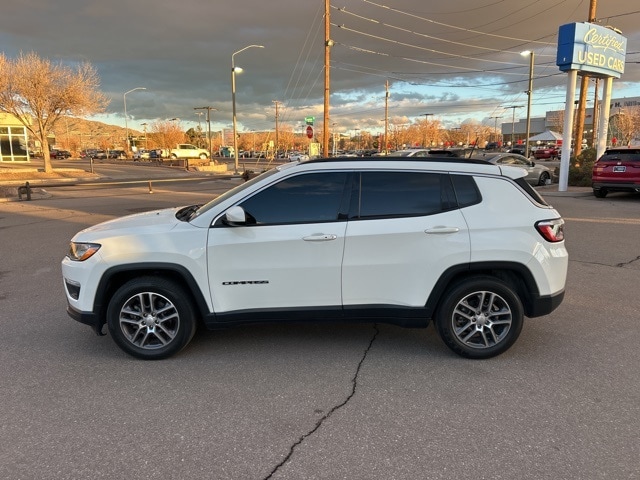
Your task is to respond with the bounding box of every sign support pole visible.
[559,70,577,192]
[596,77,613,159]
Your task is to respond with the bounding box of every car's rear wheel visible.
[199,153,208,159]
[107,277,197,360]
[435,277,524,359]
[593,188,608,198]
[538,171,551,186]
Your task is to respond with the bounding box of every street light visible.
[123,87,146,156]
[232,44,264,174]
[521,50,535,157]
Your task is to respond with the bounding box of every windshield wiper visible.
[176,204,202,221]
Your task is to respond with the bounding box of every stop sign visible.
[306,125,313,139]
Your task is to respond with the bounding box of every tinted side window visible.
[450,174,482,208]
[239,172,349,225]
[353,172,454,219]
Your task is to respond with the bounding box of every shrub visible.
[568,148,596,187]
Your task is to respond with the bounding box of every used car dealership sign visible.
[557,22,626,79]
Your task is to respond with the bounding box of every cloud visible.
[2,0,639,133]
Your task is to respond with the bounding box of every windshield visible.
[190,168,280,219]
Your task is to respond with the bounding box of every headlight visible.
[67,242,101,261]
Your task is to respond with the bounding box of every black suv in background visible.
[592,147,640,198]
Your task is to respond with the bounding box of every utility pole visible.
[489,116,502,143]
[273,100,281,155]
[194,106,217,159]
[141,123,148,150]
[384,80,389,154]
[421,113,434,147]
[573,0,598,157]
[504,106,523,147]
[323,0,331,157]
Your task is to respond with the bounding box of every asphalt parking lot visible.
[0,177,638,480]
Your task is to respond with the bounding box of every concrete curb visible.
[535,186,593,197]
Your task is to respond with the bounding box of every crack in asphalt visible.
[616,255,640,268]
[574,256,640,268]
[262,325,380,480]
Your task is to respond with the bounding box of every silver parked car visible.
[386,148,432,157]
[471,152,553,186]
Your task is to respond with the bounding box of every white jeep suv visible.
[62,157,568,360]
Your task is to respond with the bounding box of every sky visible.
[2,0,639,135]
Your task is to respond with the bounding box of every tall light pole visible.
[232,44,264,174]
[503,105,523,147]
[123,87,146,156]
[521,50,535,157]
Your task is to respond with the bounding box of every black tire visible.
[106,277,197,360]
[435,276,524,359]
[199,153,208,160]
[593,188,608,198]
[538,171,551,186]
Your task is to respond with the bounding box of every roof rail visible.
[304,156,492,165]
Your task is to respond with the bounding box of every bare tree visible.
[610,107,640,146]
[149,120,186,155]
[0,52,108,172]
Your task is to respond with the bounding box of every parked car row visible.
[133,149,164,162]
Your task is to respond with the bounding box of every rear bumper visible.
[527,289,565,318]
[592,182,640,193]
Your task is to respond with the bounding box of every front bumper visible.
[66,303,105,336]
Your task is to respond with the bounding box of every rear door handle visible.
[425,226,460,234]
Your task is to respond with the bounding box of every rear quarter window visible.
[450,174,481,207]
[513,177,549,205]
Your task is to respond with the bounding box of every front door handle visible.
[303,234,338,241]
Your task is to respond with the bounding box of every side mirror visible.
[223,205,247,225]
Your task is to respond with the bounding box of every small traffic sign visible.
[306,126,313,139]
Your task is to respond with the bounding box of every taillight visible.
[535,218,565,242]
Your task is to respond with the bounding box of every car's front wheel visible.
[199,153,208,159]
[107,277,197,360]
[435,277,524,359]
